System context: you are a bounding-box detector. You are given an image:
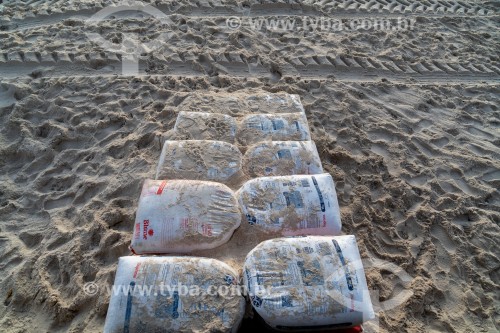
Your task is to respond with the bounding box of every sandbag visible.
[243,235,374,331]
[174,111,237,143]
[156,140,243,184]
[177,93,305,116]
[104,256,245,333]
[243,141,323,177]
[236,174,341,236]
[237,113,311,146]
[130,179,241,254]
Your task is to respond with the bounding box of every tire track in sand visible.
[0,0,496,32]
[0,50,499,84]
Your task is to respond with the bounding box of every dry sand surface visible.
[0,0,499,332]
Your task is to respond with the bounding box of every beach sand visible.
[0,1,499,332]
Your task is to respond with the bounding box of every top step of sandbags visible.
[177,93,305,116]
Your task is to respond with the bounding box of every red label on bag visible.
[143,220,150,239]
[157,180,167,195]
[134,223,140,239]
[133,263,141,278]
[181,218,189,230]
[202,224,213,237]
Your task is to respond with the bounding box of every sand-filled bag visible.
[130,179,241,254]
[236,174,341,236]
[156,140,243,184]
[237,113,311,146]
[243,141,323,177]
[104,256,245,333]
[178,93,305,116]
[243,236,374,331]
[174,111,237,143]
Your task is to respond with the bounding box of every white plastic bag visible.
[156,140,243,184]
[130,179,241,254]
[243,141,323,177]
[243,235,374,330]
[104,256,245,333]
[237,113,311,145]
[236,174,341,236]
[173,111,237,143]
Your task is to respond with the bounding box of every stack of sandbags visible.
[155,94,341,239]
[160,95,319,189]
[104,93,372,332]
[141,93,324,254]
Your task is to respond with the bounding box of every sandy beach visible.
[0,1,499,332]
